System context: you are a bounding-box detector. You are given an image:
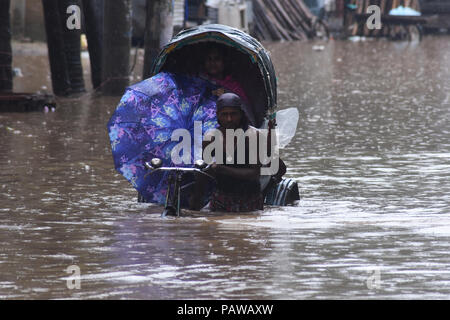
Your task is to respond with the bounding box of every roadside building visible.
[9,0,252,43]
[10,0,46,41]
[205,0,251,33]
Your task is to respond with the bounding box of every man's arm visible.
[213,164,260,181]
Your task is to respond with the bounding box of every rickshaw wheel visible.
[407,25,422,42]
[161,207,177,218]
[346,23,359,38]
[389,25,409,41]
[312,19,330,40]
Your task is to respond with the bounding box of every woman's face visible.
[205,49,225,78]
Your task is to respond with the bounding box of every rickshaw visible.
[108,24,299,217]
[353,12,428,41]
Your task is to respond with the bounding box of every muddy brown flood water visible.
[1,37,450,299]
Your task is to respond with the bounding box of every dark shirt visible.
[214,129,261,196]
[216,166,261,196]
[203,126,263,212]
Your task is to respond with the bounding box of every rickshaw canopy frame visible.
[150,24,278,127]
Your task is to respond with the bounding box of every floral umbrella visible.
[107,72,220,204]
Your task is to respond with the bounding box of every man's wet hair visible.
[216,93,249,129]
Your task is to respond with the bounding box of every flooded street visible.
[1,36,450,299]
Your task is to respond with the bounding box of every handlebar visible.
[144,160,215,180]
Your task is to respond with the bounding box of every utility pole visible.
[82,0,103,90]
[143,0,174,79]
[42,0,71,96]
[0,0,13,92]
[60,0,85,94]
[102,0,131,95]
[42,0,85,96]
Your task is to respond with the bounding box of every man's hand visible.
[205,162,218,176]
[189,162,216,211]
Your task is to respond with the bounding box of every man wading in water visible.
[190,93,264,212]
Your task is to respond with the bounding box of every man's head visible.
[216,93,247,130]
